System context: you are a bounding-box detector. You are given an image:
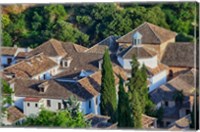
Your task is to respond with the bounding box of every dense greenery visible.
[2,3,197,48]
[20,109,90,128]
[2,80,13,113]
[117,76,131,127]
[100,49,117,123]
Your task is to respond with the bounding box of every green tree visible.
[2,80,13,113]
[100,49,117,123]
[20,109,90,128]
[117,76,130,127]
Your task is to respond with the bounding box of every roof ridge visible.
[146,23,162,43]
[122,46,134,58]
[84,44,99,52]
[116,22,147,42]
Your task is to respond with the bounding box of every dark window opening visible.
[186,109,190,115]
[89,100,91,109]
[47,100,51,107]
[166,121,171,126]
[169,70,173,78]
[40,87,44,92]
[43,74,46,80]
[7,58,12,65]
[165,101,168,107]
[35,103,38,107]
[27,103,30,107]
[58,102,61,110]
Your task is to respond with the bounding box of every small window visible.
[165,101,168,107]
[43,74,46,80]
[47,100,51,107]
[7,58,12,65]
[35,103,38,107]
[27,103,30,107]
[89,100,91,109]
[186,109,190,115]
[40,87,44,92]
[166,121,171,126]
[58,102,61,110]
[169,70,173,78]
[96,97,98,105]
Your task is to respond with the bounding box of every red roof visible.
[24,97,41,102]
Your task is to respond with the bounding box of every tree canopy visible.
[2,3,197,47]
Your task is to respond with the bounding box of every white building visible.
[117,32,168,92]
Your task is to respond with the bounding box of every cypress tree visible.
[127,55,143,128]
[117,76,130,127]
[100,49,117,123]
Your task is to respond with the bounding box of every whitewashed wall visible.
[23,101,42,116]
[1,56,15,66]
[117,56,158,70]
[149,70,167,92]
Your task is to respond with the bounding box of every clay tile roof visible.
[117,22,177,44]
[7,106,25,123]
[1,47,17,56]
[16,52,27,58]
[85,36,118,54]
[150,69,196,104]
[118,45,157,59]
[27,39,67,57]
[168,114,191,130]
[4,53,58,78]
[24,97,41,102]
[73,44,88,52]
[161,42,196,68]
[85,113,117,128]
[146,63,168,76]
[142,114,157,128]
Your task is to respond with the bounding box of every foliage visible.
[117,76,131,127]
[2,80,13,113]
[100,49,117,123]
[173,90,184,105]
[3,3,196,47]
[20,109,90,128]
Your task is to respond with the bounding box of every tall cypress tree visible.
[127,55,143,128]
[100,49,117,123]
[117,76,130,127]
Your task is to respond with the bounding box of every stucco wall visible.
[23,101,42,116]
[118,56,158,70]
[149,70,167,92]
[1,56,15,66]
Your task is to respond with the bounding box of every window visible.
[35,103,38,107]
[169,70,173,78]
[166,121,171,126]
[186,109,190,115]
[58,103,61,110]
[40,87,44,92]
[27,103,30,107]
[165,101,168,107]
[47,100,51,107]
[89,100,91,109]
[43,74,46,80]
[7,58,12,65]
[96,97,98,105]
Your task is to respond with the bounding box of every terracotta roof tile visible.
[27,39,67,57]
[1,47,17,56]
[161,42,196,67]
[7,106,25,123]
[117,22,177,44]
[168,114,191,130]
[24,97,41,102]
[142,114,157,128]
[4,53,58,78]
[146,63,168,76]
[118,45,157,59]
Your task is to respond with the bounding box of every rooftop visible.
[7,106,25,123]
[116,22,177,44]
[4,53,58,78]
[161,42,196,68]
